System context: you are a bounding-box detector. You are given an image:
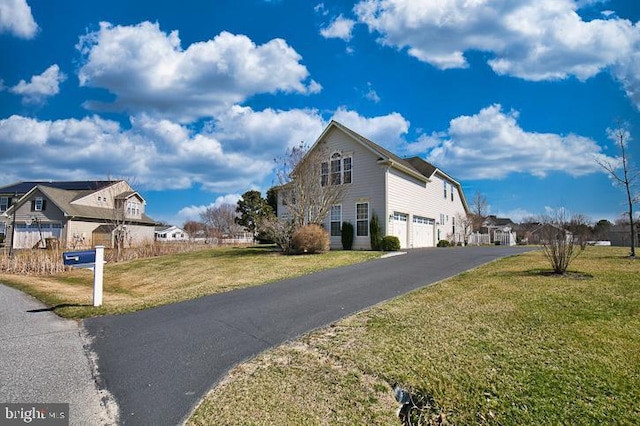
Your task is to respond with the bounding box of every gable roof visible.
[321,121,430,183]
[311,120,470,212]
[2,183,156,225]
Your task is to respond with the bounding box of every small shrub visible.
[437,240,451,247]
[370,213,382,250]
[381,236,401,251]
[341,222,354,250]
[291,224,330,254]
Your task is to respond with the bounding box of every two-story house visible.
[278,120,470,250]
[0,180,157,250]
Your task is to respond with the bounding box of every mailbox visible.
[63,250,96,268]
[62,246,105,307]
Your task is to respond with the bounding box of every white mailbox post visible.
[62,246,105,307]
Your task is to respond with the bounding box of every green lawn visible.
[190,247,640,425]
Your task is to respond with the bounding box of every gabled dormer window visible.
[126,200,141,218]
[31,197,46,212]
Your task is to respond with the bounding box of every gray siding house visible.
[1,180,156,250]
[278,121,470,250]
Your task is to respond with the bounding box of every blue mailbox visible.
[63,250,96,268]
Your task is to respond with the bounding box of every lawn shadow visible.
[522,269,594,280]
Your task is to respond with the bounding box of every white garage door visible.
[389,212,408,249]
[13,223,62,249]
[412,216,435,248]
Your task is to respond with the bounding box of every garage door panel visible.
[412,216,434,248]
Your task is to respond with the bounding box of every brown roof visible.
[37,185,156,225]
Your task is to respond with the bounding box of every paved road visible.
[0,284,117,425]
[83,246,532,425]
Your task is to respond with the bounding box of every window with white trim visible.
[0,196,8,212]
[343,157,352,184]
[356,202,369,237]
[34,197,44,212]
[321,152,353,186]
[127,200,141,217]
[321,162,329,186]
[330,205,342,237]
[443,180,447,199]
[330,152,342,185]
[450,184,454,201]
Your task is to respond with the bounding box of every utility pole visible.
[9,192,17,259]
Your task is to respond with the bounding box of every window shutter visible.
[42,200,47,211]
[31,200,35,211]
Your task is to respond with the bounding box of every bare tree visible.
[566,213,593,249]
[455,212,473,246]
[200,203,241,242]
[275,142,347,228]
[183,220,206,240]
[540,208,581,274]
[100,178,140,262]
[469,191,489,232]
[596,124,638,257]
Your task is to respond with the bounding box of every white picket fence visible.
[468,230,516,246]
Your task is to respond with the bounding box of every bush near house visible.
[341,222,354,250]
[291,225,330,254]
[381,236,401,251]
[370,213,382,251]
[437,240,451,247]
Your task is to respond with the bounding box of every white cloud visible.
[320,14,356,41]
[422,104,617,180]
[210,105,326,154]
[331,107,410,152]
[177,194,241,222]
[10,64,66,104]
[314,3,328,16]
[76,21,320,121]
[0,0,38,39]
[0,114,272,192]
[364,82,380,103]
[354,0,640,107]
[0,107,415,200]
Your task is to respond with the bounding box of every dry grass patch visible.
[190,247,639,425]
[0,245,380,318]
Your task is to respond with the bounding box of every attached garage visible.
[411,216,435,248]
[12,223,63,249]
[389,212,408,249]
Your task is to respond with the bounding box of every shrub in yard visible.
[370,213,382,251]
[437,240,451,247]
[341,222,354,250]
[381,236,401,251]
[291,224,330,254]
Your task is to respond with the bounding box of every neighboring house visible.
[278,120,470,250]
[0,180,157,250]
[155,225,189,242]
[520,223,573,245]
[470,215,517,246]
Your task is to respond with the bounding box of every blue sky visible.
[1,0,639,226]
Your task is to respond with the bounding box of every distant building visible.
[155,225,189,242]
[0,180,157,250]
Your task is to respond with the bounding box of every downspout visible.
[384,166,390,239]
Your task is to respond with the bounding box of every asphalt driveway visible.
[83,246,533,425]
